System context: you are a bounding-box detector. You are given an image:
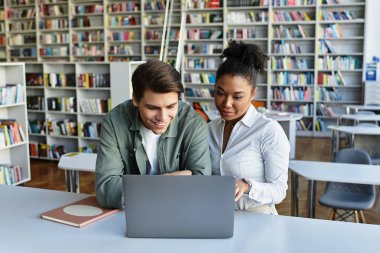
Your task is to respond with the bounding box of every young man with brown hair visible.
[96,60,211,209]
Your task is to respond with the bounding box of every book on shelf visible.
[0,164,23,185]
[41,196,119,228]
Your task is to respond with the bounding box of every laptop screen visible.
[122,175,235,238]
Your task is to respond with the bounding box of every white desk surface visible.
[345,105,380,111]
[340,114,380,121]
[328,125,380,135]
[1,185,380,253]
[289,160,380,185]
[58,152,97,172]
[265,111,303,121]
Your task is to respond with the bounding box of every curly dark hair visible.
[216,40,269,88]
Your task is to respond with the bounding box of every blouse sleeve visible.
[247,121,290,205]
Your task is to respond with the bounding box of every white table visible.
[2,185,380,253]
[265,112,303,159]
[345,105,380,114]
[289,160,380,218]
[58,152,97,193]
[340,114,380,124]
[328,125,380,159]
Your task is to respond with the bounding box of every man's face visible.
[133,89,179,134]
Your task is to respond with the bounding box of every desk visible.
[289,160,380,218]
[265,112,303,159]
[340,114,380,124]
[58,153,97,193]
[328,125,380,159]
[345,105,380,114]
[1,185,380,253]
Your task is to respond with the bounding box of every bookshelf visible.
[25,61,138,160]
[9,0,366,138]
[0,63,30,185]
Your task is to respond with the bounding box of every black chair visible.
[318,148,376,223]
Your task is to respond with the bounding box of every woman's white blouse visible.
[208,105,290,211]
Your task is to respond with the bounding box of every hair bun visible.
[221,40,268,73]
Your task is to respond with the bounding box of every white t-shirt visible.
[140,125,162,175]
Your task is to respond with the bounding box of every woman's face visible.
[214,74,256,122]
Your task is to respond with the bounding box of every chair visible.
[318,148,376,223]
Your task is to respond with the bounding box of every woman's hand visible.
[235,179,250,201]
[162,170,192,176]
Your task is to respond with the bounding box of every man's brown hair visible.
[132,60,184,101]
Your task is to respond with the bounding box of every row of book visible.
[29,142,66,159]
[108,45,137,56]
[185,58,219,70]
[185,88,214,98]
[27,96,45,111]
[187,29,222,40]
[47,119,77,136]
[271,102,312,116]
[0,120,27,148]
[77,73,110,88]
[79,99,111,114]
[40,33,69,44]
[317,56,362,70]
[40,47,68,57]
[74,5,103,15]
[186,43,223,55]
[0,164,23,185]
[109,16,138,27]
[47,97,76,112]
[227,11,267,23]
[108,2,139,13]
[272,10,313,22]
[39,19,68,30]
[271,72,314,86]
[79,122,101,138]
[72,45,104,57]
[143,14,167,26]
[271,87,312,101]
[144,0,165,11]
[228,0,268,7]
[10,48,37,57]
[45,73,76,87]
[316,103,335,117]
[319,24,343,38]
[319,39,335,54]
[0,84,24,105]
[184,73,216,84]
[108,31,137,42]
[271,57,310,70]
[28,119,46,134]
[72,16,103,28]
[296,119,313,131]
[187,13,223,24]
[8,34,36,45]
[187,0,221,9]
[227,28,257,39]
[272,0,315,7]
[272,25,309,38]
[73,31,104,43]
[26,73,43,86]
[272,41,303,54]
[145,29,179,41]
[8,21,36,32]
[320,10,357,21]
[7,8,36,19]
[39,4,67,17]
[80,144,98,153]
[317,71,345,86]
[315,87,342,101]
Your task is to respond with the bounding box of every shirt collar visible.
[218,104,257,128]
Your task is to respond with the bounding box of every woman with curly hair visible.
[208,41,290,214]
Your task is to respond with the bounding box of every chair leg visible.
[354,211,360,223]
[359,211,366,223]
[328,209,336,220]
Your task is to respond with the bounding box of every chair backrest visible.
[357,123,379,127]
[334,148,372,164]
[327,148,374,195]
[355,111,376,115]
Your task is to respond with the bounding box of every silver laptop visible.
[122,175,235,238]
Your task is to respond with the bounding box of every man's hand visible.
[162,170,192,176]
[235,179,250,201]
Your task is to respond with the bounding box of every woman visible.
[208,41,290,214]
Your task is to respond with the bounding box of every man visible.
[96,60,211,209]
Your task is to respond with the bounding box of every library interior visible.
[1,0,380,252]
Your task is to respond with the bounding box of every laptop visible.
[122,175,235,238]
